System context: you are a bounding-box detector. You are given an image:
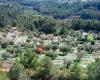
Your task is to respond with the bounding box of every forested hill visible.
[0,0,100,33]
[17,0,100,20]
[0,0,100,19]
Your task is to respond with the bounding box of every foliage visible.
[72,19,100,31]
[1,42,8,49]
[8,61,27,80]
[46,52,57,60]
[15,0,100,20]
[34,17,57,34]
[85,44,95,54]
[87,60,100,80]
[59,45,71,56]
[70,63,84,80]
[0,1,100,80]
[31,56,54,80]
[87,33,94,42]
[0,72,10,80]
[20,49,38,70]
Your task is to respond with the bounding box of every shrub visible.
[1,42,7,48]
[46,52,57,60]
[52,44,58,51]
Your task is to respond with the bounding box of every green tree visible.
[32,56,54,80]
[46,52,57,60]
[8,61,27,80]
[34,17,57,34]
[70,63,84,80]
[0,72,10,80]
[20,49,38,70]
[52,44,58,51]
[87,60,100,80]
[85,44,94,54]
[59,45,71,56]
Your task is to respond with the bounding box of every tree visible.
[57,69,71,80]
[59,45,71,56]
[52,44,58,51]
[0,71,10,80]
[87,33,94,42]
[46,52,57,60]
[85,44,94,54]
[45,45,51,51]
[87,60,100,80]
[94,60,100,80]
[32,56,54,80]
[70,63,84,80]
[34,17,57,34]
[87,63,95,80]
[20,49,38,70]
[72,19,100,31]
[8,61,28,80]
[2,52,14,60]
[59,27,68,35]
[1,42,8,49]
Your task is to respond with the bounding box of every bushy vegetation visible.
[17,0,100,19]
[0,5,100,34]
[0,0,100,80]
[1,48,100,80]
[72,19,100,31]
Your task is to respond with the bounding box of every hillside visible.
[0,0,100,80]
[0,0,100,32]
[17,0,100,19]
[0,0,100,19]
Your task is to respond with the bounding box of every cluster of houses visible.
[0,27,100,72]
[0,27,28,46]
[32,34,62,44]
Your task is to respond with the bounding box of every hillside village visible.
[0,27,100,73]
[0,0,100,80]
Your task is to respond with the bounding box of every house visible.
[14,36,28,45]
[40,34,47,40]
[36,44,45,54]
[6,32,14,42]
[0,60,13,72]
[52,36,62,43]
[46,34,54,40]
[52,37,59,43]
[32,36,38,42]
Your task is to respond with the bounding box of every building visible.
[36,45,45,54]
[0,60,13,72]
